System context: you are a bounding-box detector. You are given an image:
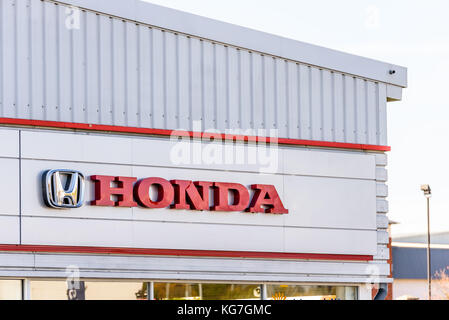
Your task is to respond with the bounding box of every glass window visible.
[153,283,262,300]
[28,280,358,300]
[266,284,358,300]
[84,282,147,300]
[0,280,22,300]
[31,281,74,300]
[30,280,147,300]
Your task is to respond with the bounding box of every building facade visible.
[0,0,406,300]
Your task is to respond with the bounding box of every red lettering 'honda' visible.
[90,176,288,214]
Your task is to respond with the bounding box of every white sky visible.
[142,0,449,237]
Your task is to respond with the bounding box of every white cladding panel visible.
[0,158,20,216]
[20,159,376,229]
[21,218,376,255]
[0,129,20,244]
[0,253,391,283]
[0,216,20,244]
[19,129,378,255]
[21,130,376,178]
[0,0,390,146]
[0,129,19,158]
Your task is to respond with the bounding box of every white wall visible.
[394,279,449,300]
[19,128,378,255]
[0,129,20,245]
[0,252,391,284]
[393,279,428,300]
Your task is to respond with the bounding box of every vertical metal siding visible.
[0,0,389,145]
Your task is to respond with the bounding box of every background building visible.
[393,233,449,300]
[0,0,406,300]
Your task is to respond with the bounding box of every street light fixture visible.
[420,184,432,300]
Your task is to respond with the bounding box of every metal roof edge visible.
[52,0,408,88]
[394,230,449,241]
[392,242,449,249]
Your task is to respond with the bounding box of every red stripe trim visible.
[0,118,390,152]
[0,245,373,261]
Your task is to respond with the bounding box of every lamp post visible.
[420,184,432,300]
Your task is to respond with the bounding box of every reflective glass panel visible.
[154,283,262,300]
[0,280,22,300]
[30,280,147,300]
[266,284,358,300]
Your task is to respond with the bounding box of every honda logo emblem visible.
[43,170,85,209]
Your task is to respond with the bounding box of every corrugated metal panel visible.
[0,0,389,145]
